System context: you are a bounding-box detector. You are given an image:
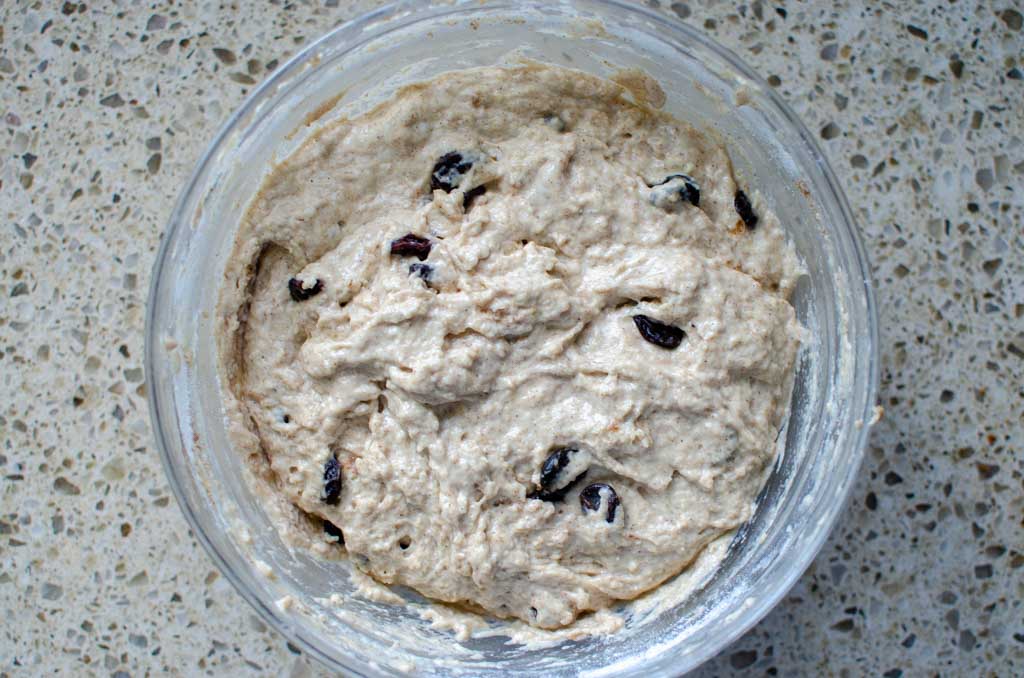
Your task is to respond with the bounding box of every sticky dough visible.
[217,64,802,629]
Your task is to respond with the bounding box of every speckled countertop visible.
[1,1,1021,675]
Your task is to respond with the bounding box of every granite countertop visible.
[2,1,1021,675]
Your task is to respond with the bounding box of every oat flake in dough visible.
[218,64,803,630]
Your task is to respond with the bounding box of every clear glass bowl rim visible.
[145,1,879,674]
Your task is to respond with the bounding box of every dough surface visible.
[218,64,802,630]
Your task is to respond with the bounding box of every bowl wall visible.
[146,1,878,675]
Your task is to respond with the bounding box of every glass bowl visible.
[145,0,878,674]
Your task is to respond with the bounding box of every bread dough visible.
[217,64,802,630]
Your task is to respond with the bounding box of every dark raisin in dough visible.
[431,152,473,192]
[409,263,433,282]
[462,184,487,209]
[288,277,324,302]
[528,447,587,502]
[542,113,567,132]
[539,448,574,488]
[650,174,700,208]
[579,483,620,523]
[390,234,432,261]
[323,519,345,543]
[322,456,342,504]
[633,314,685,349]
[734,190,759,230]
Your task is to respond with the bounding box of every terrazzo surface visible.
[1,0,1021,675]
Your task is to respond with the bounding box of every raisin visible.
[540,448,574,488]
[288,277,324,302]
[430,151,473,192]
[580,483,620,523]
[734,190,759,229]
[528,447,587,502]
[649,174,700,208]
[542,113,566,132]
[323,519,344,543]
[409,263,433,282]
[462,184,486,209]
[322,456,342,505]
[633,314,685,349]
[390,233,432,260]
